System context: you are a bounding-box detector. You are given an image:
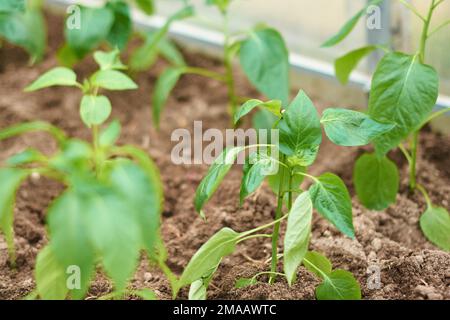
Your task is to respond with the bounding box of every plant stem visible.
[223,14,238,122]
[410,0,436,191]
[92,125,101,175]
[269,157,287,284]
[417,184,432,208]
[237,234,272,244]
[184,67,227,82]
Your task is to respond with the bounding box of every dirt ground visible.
[0,12,449,300]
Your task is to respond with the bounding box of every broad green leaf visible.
[57,44,80,68]
[80,95,112,128]
[0,6,46,62]
[179,228,240,287]
[152,67,184,126]
[278,91,322,166]
[189,280,207,300]
[206,0,232,13]
[134,288,157,300]
[99,120,121,147]
[0,121,66,145]
[0,168,28,255]
[303,251,332,279]
[106,1,132,50]
[94,50,127,71]
[47,190,95,299]
[354,153,399,210]
[369,53,439,155]
[194,147,245,215]
[65,6,114,58]
[315,270,361,300]
[309,173,354,238]
[235,277,258,289]
[321,0,383,47]
[90,70,137,91]
[234,99,282,125]
[240,28,290,104]
[25,67,78,92]
[335,46,377,84]
[0,0,25,13]
[284,192,313,285]
[82,184,141,292]
[49,139,92,174]
[134,0,154,15]
[6,148,46,166]
[252,109,279,144]
[158,37,185,66]
[240,152,279,204]
[321,108,395,147]
[106,160,162,257]
[420,206,450,252]
[35,246,68,300]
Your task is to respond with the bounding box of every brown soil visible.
[0,12,449,300]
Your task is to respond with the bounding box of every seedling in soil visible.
[324,0,450,251]
[152,0,290,127]
[0,0,46,62]
[0,50,177,299]
[177,90,393,300]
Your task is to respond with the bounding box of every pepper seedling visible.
[0,50,177,300]
[152,0,290,128]
[323,0,450,251]
[176,90,393,300]
[0,0,46,63]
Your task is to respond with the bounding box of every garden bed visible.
[0,12,449,300]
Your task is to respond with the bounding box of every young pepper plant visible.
[0,0,46,63]
[176,90,393,300]
[152,0,290,127]
[0,50,177,300]
[323,0,450,251]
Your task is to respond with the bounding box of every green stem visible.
[92,125,101,175]
[223,14,238,121]
[237,234,272,244]
[398,0,426,22]
[417,184,432,208]
[269,156,287,284]
[409,130,419,191]
[421,107,450,127]
[184,67,226,82]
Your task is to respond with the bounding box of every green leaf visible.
[94,50,127,71]
[194,147,245,215]
[321,108,395,147]
[152,67,185,127]
[284,192,313,285]
[158,37,185,66]
[189,280,207,300]
[420,206,450,252]
[90,70,137,91]
[369,53,439,155]
[35,245,68,300]
[106,160,162,257]
[335,46,377,84]
[354,153,399,211]
[235,277,258,289]
[206,0,232,13]
[49,139,92,174]
[303,251,332,279]
[82,183,142,292]
[80,95,112,128]
[267,165,305,195]
[134,0,154,15]
[278,91,322,166]
[0,0,25,13]
[6,148,46,166]
[315,270,361,300]
[240,28,290,104]
[47,190,95,299]
[321,0,383,47]
[25,67,78,92]
[179,228,240,287]
[65,6,114,58]
[309,173,354,238]
[99,120,121,148]
[240,152,279,204]
[133,288,157,300]
[0,168,28,256]
[106,1,132,50]
[0,6,46,62]
[57,44,80,68]
[234,99,282,125]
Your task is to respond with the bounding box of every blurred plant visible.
[176,90,393,300]
[0,50,178,299]
[324,0,450,251]
[152,0,290,128]
[0,0,46,63]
